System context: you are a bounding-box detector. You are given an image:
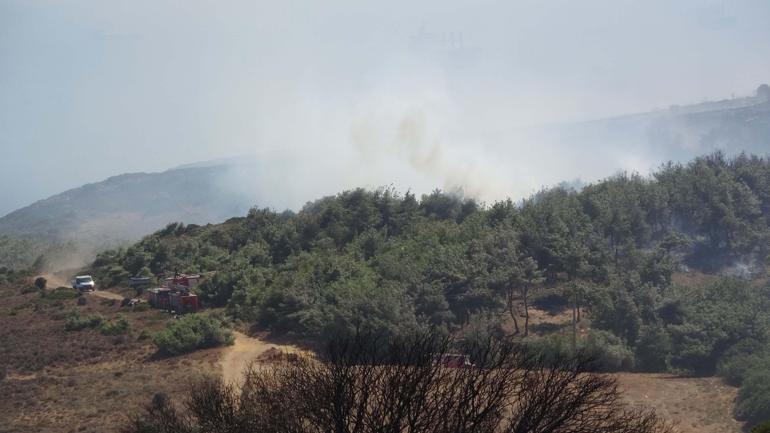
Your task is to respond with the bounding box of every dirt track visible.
[40,273,67,288]
[220,332,306,386]
[88,290,125,301]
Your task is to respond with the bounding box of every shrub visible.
[20,285,38,294]
[635,325,672,372]
[717,341,770,386]
[582,330,635,372]
[77,296,87,306]
[736,368,770,426]
[99,316,130,336]
[153,314,234,356]
[34,277,47,290]
[521,330,635,372]
[751,421,770,433]
[65,311,104,331]
[42,287,80,300]
[520,333,572,365]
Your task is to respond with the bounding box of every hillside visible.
[497,96,770,173]
[82,151,770,428]
[0,165,256,268]
[575,96,770,157]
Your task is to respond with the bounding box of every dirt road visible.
[40,273,67,288]
[88,290,125,301]
[220,332,306,386]
[40,274,125,302]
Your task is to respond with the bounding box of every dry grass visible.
[0,282,220,433]
[617,373,742,433]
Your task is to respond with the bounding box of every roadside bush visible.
[65,310,104,331]
[153,313,234,356]
[20,285,38,294]
[34,276,47,290]
[42,287,80,300]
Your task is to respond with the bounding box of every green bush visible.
[521,333,573,366]
[153,314,234,356]
[736,368,770,426]
[718,353,770,387]
[582,330,635,372]
[65,311,104,331]
[99,316,130,336]
[521,330,634,372]
[20,285,38,294]
[751,420,770,433]
[42,287,80,300]
[34,277,47,290]
[634,325,671,372]
[137,329,151,341]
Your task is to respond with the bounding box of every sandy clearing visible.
[617,373,742,433]
[220,332,306,386]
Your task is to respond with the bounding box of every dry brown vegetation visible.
[0,282,219,433]
[617,373,741,433]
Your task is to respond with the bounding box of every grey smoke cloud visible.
[1,0,769,215]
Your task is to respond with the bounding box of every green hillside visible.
[86,151,770,425]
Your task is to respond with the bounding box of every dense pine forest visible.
[88,152,770,424]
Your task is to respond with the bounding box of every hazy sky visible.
[2,0,769,216]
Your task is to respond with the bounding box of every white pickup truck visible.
[72,275,96,291]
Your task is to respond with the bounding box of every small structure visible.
[129,276,152,295]
[146,273,200,314]
[169,290,199,314]
[147,287,172,310]
[164,274,200,290]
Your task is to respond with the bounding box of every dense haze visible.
[2,0,770,216]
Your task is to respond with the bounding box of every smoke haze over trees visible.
[2,0,770,216]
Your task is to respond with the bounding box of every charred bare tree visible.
[123,331,674,433]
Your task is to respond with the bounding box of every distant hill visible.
[575,95,770,156]
[504,94,770,163]
[0,165,257,268]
